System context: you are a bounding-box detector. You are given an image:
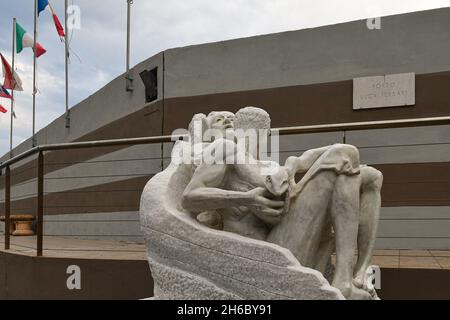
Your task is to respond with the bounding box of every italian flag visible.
[16,21,47,58]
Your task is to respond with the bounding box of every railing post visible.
[36,151,44,256]
[4,166,11,250]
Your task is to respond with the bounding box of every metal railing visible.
[1,115,450,256]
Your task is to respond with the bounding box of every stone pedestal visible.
[0,215,35,236]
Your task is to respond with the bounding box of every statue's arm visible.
[182,163,285,214]
[284,146,331,175]
[181,164,253,212]
[182,137,284,214]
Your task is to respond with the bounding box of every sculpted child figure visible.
[181,107,383,299]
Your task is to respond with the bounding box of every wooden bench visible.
[0,215,35,236]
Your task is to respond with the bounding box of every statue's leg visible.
[329,173,373,299]
[353,166,383,289]
[266,171,337,269]
[314,223,335,274]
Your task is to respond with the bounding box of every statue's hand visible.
[247,187,285,226]
[248,187,284,208]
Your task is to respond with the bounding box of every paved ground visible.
[0,235,146,260]
[372,249,450,270]
[1,235,450,269]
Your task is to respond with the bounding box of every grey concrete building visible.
[1,7,450,249]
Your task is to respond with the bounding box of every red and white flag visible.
[38,0,65,38]
[0,53,23,91]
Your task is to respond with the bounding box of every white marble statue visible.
[140,106,382,300]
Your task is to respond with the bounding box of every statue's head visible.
[207,111,235,134]
[188,111,234,144]
[234,107,271,159]
[234,107,271,131]
[265,166,290,197]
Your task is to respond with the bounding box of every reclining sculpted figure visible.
[140,106,382,300]
[181,107,382,299]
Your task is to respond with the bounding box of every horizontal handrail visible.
[272,116,450,135]
[0,134,185,170]
[2,115,450,170]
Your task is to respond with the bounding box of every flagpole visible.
[125,0,133,91]
[10,18,16,157]
[32,0,38,147]
[64,0,70,128]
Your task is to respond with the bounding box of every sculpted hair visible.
[234,107,271,131]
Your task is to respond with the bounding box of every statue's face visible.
[265,167,289,197]
[208,112,235,133]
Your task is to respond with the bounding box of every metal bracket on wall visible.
[126,73,134,92]
[65,110,71,128]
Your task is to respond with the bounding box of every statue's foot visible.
[353,273,365,289]
[353,272,379,299]
[346,285,375,300]
[333,282,374,300]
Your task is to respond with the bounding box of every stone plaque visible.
[353,73,415,110]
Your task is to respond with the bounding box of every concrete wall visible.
[0,251,153,299]
[164,7,450,98]
[43,212,142,242]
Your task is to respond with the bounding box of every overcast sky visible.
[0,0,448,156]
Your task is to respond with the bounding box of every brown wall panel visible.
[378,268,450,300]
[163,71,450,134]
[374,163,450,207]
[374,162,450,183]
[0,251,153,300]
[0,173,3,192]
